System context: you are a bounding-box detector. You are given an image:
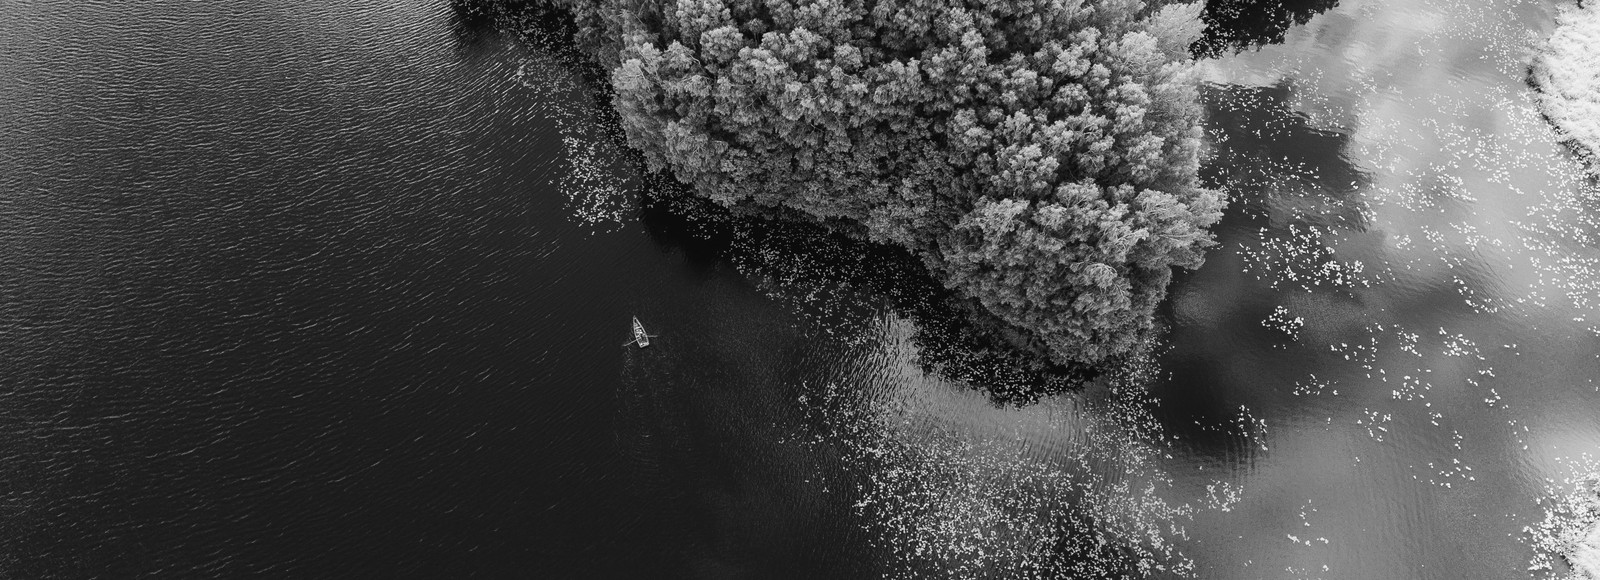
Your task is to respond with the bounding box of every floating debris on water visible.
[1526,459,1600,579]
[1357,408,1391,443]
[1292,374,1338,396]
[1204,481,1244,512]
[1233,405,1269,452]
[516,57,637,233]
[790,349,1203,578]
[1263,305,1305,344]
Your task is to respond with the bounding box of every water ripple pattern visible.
[0,1,625,576]
[1169,0,1600,576]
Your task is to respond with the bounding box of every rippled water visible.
[1170,0,1600,576]
[5,0,1600,578]
[0,1,648,576]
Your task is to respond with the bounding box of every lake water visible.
[3,0,1598,578]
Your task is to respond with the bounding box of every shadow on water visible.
[1201,82,1371,227]
[446,1,495,46]
[1155,82,1372,438]
[1192,0,1341,58]
[636,174,1093,405]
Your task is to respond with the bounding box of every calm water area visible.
[3,0,1599,578]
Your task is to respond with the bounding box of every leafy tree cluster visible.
[470,0,1224,369]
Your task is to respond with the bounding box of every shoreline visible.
[1532,1,1600,171]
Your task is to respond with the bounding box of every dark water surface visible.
[5,0,1600,578]
[1,1,673,576]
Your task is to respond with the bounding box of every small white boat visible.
[627,316,655,348]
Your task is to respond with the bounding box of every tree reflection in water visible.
[1192,0,1341,57]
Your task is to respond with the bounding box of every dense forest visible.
[464,0,1225,372]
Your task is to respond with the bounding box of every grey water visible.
[2,0,1598,578]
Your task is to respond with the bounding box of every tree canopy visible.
[473,0,1225,369]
